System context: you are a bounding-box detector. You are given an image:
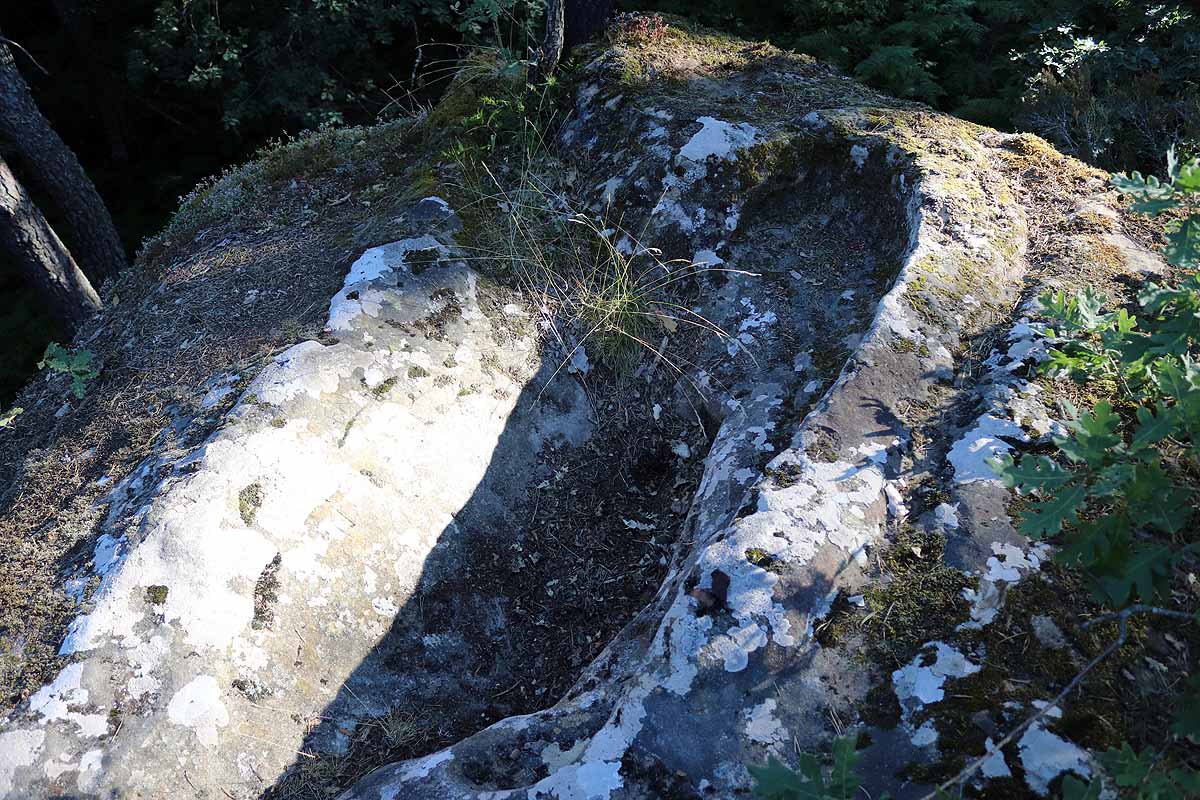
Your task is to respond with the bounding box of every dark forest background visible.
[2,0,1198,404]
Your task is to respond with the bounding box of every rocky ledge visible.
[0,18,1175,800]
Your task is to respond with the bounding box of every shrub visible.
[990,151,1200,793]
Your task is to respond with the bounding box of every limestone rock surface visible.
[0,19,1169,800]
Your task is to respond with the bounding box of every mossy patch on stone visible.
[856,529,973,669]
[251,553,283,631]
[371,377,398,397]
[239,482,265,526]
[144,585,169,605]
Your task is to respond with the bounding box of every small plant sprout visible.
[39,342,99,399]
[0,406,22,429]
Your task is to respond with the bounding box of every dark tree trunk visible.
[0,34,125,282]
[539,0,614,76]
[0,156,101,332]
[539,0,566,77]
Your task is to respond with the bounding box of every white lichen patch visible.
[0,730,43,797]
[979,738,1012,779]
[933,502,959,530]
[1018,705,1091,795]
[27,664,107,738]
[327,236,445,331]
[948,414,1027,484]
[959,542,1050,630]
[893,642,980,708]
[653,117,759,232]
[167,675,229,747]
[679,117,758,162]
[744,699,787,748]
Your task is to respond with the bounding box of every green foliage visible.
[750,737,890,800]
[1060,775,1103,800]
[1113,148,1200,269]
[989,155,1200,795]
[129,0,543,131]
[639,1,1200,172]
[39,343,99,399]
[990,151,1200,606]
[1093,744,1200,799]
[452,73,556,155]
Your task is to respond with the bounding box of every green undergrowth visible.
[986,151,1200,795]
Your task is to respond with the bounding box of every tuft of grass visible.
[427,56,746,383]
[455,159,741,380]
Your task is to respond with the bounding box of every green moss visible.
[744,548,783,572]
[807,430,841,463]
[764,461,804,488]
[372,377,398,397]
[859,529,973,668]
[893,337,917,353]
[269,416,286,428]
[726,136,815,190]
[145,585,169,605]
[239,482,265,526]
[479,353,501,375]
[407,366,429,380]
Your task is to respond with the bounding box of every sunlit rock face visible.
[0,204,600,797]
[0,22,1166,800]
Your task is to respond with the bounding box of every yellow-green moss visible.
[238,482,265,526]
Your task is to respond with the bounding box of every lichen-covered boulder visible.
[0,17,1173,800]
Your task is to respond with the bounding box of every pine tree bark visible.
[0,34,125,282]
[539,0,566,78]
[0,155,101,333]
[539,0,613,76]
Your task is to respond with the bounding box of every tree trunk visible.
[539,0,613,77]
[539,0,566,78]
[0,34,125,282]
[0,155,101,333]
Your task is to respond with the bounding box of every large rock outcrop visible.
[0,18,1172,800]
